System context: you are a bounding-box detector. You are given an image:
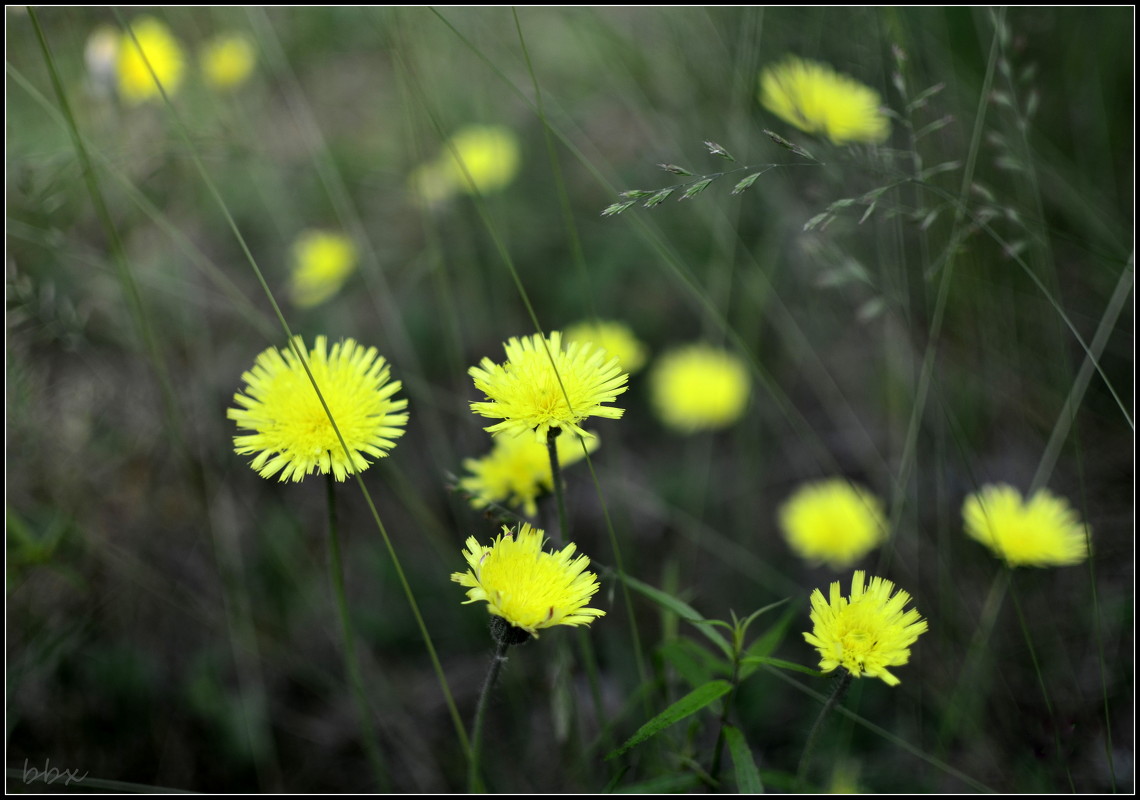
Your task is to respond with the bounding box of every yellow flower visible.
[759,56,889,145]
[804,571,927,687]
[200,33,256,90]
[460,430,599,518]
[564,319,649,374]
[409,124,521,207]
[116,16,185,105]
[650,344,750,433]
[962,484,1090,567]
[451,523,605,637]
[443,124,521,195]
[779,479,888,569]
[228,336,408,482]
[288,230,358,308]
[469,331,628,442]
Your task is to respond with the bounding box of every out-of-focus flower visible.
[565,320,648,375]
[228,336,408,482]
[779,479,888,569]
[288,229,358,308]
[85,25,120,93]
[443,124,520,195]
[962,484,1090,567]
[759,56,889,144]
[804,571,927,686]
[409,124,521,207]
[460,429,599,518]
[200,32,256,90]
[650,344,750,433]
[451,522,605,637]
[116,16,185,105]
[469,331,628,442]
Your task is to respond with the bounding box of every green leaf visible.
[739,656,822,678]
[612,773,702,793]
[680,178,714,200]
[619,574,732,657]
[606,680,733,760]
[658,638,730,689]
[724,725,764,794]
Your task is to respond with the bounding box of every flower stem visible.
[325,475,388,790]
[468,624,515,792]
[546,428,570,546]
[796,670,853,791]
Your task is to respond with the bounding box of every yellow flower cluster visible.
[962,484,1090,567]
[779,479,888,569]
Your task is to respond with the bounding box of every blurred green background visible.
[6,6,1133,793]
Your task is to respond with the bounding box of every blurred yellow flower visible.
[779,479,888,569]
[460,430,599,518]
[962,484,1090,567]
[409,124,521,206]
[650,344,750,433]
[444,124,521,195]
[116,16,185,105]
[759,56,889,144]
[200,32,256,90]
[288,229,358,308]
[804,571,927,687]
[451,522,605,637]
[470,331,628,442]
[565,320,649,374]
[228,336,408,482]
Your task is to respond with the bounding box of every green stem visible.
[468,624,516,792]
[546,428,570,546]
[796,671,854,791]
[325,475,388,790]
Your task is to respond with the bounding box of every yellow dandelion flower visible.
[564,319,649,375]
[962,484,1090,567]
[443,124,521,195]
[759,56,889,145]
[460,430,599,518]
[804,571,927,687]
[288,230,358,308]
[116,17,185,105]
[228,336,408,482]
[469,331,628,442]
[451,523,605,637]
[779,479,888,569]
[200,32,256,91]
[650,344,750,433]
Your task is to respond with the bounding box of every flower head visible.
[779,479,888,569]
[962,484,1090,567]
[804,571,927,686]
[288,229,358,308]
[565,319,649,375]
[442,124,521,195]
[451,523,605,637]
[759,56,889,145]
[117,17,185,105]
[469,331,628,442]
[228,336,408,482]
[650,344,750,433]
[200,32,256,91]
[460,430,599,518]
